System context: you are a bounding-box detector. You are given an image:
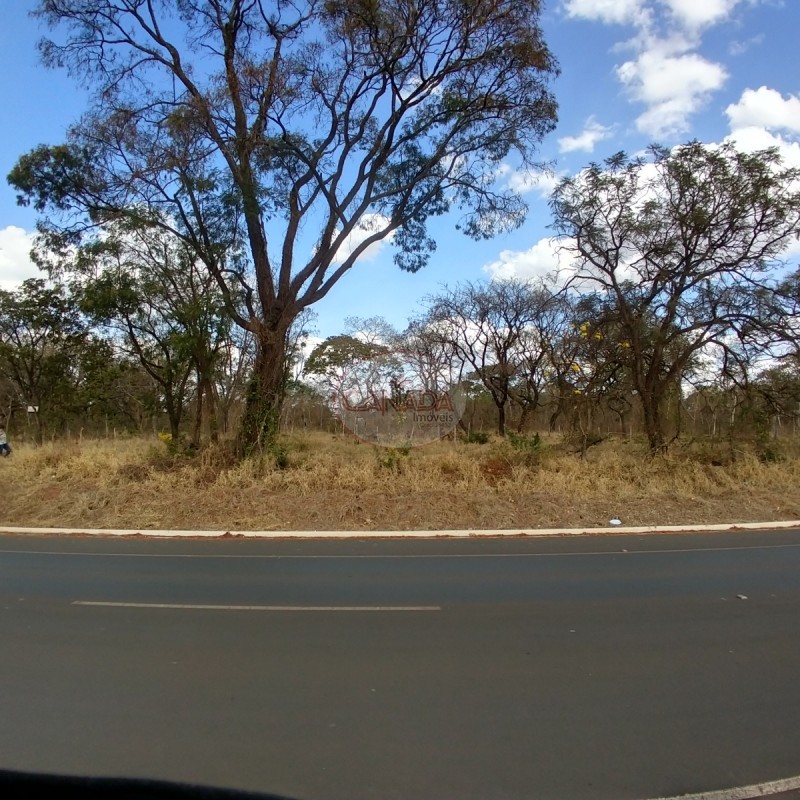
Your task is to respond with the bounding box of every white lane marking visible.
[4,543,800,559]
[72,601,440,612]
[647,773,800,799]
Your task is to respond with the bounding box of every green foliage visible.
[7,143,98,213]
[375,444,411,473]
[238,372,283,458]
[503,431,544,466]
[551,140,800,452]
[423,278,565,436]
[270,444,290,470]
[759,444,783,463]
[741,402,784,463]
[14,0,559,453]
[487,431,544,469]
[0,278,89,438]
[507,431,541,453]
[305,336,391,377]
[465,430,490,444]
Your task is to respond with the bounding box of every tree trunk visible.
[641,394,666,454]
[576,399,592,459]
[191,372,218,448]
[237,328,290,456]
[168,412,181,440]
[496,401,506,436]
[206,378,219,443]
[164,391,181,440]
[191,378,203,448]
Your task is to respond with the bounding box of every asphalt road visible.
[0,530,799,800]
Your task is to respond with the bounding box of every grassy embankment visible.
[2,432,799,531]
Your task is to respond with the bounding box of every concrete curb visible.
[0,520,799,538]
[647,773,800,799]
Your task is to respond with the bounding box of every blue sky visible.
[1,0,799,341]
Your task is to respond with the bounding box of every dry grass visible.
[1,432,799,531]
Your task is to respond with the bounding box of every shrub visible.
[507,431,542,453]
[375,445,411,472]
[271,445,290,470]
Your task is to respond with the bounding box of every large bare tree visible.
[9,0,558,453]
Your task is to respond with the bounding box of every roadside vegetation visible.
[2,431,799,531]
[2,3,800,531]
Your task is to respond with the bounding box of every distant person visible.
[0,426,11,457]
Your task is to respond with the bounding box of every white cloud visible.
[0,226,39,291]
[726,86,800,135]
[398,74,445,102]
[661,0,743,30]
[728,33,764,56]
[483,238,570,283]
[724,87,800,173]
[496,164,566,197]
[726,125,800,169]
[568,0,748,140]
[330,213,394,266]
[527,170,566,198]
[484,236,632,290]
[558,117,615,153]
[563,0,648,25]
[618,46,728,137]
[782,234,800,260]
[294,334,324,379]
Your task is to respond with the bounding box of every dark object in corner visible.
[0,770,301,800]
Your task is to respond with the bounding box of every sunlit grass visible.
[2,431,799,531]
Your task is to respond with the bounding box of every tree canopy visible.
[551,141,800,451]
[9,0,559,452]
